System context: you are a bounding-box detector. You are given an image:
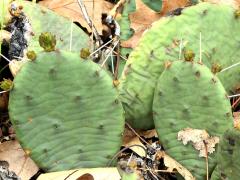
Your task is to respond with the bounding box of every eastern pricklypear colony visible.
[8,50,125,171]
[119,2,240,130]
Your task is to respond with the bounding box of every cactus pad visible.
[153,61,233,179]
[119,3,240,129]
[1,0,89,54]
[8,51,124,171]
[211,128,240,180]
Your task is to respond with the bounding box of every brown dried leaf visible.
[121,0,190,48]
[162,152,196,180]
[39,0,113,34]
[178,128,219,157]
[234,112,240,129]
[123,136,146,157]
[0,140,39,180]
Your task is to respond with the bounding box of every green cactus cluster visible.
[119,2,240,130]
[8,50,125,171]
[153,60,233,179]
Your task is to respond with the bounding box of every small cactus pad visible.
[119,3,240,129]
[1,0,89,53]
[153,61,233,179]
[211,128,240,180]
[8,51,124,171]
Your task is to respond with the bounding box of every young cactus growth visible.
[38,32,56,52]
[153,61,233,179]
[8,50,125,171]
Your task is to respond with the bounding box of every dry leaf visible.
[77,173,94,180]
[178,128,219,157]
[234,112,240,129]
[37,168,120,180]
[0,140,39,180]
[39,0,113,34]
[138,129,158,139]
[121,0,189,48]
[123,136,146,157]
[162,152,196,180]
[204,0,240,7]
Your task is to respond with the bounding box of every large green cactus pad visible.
[153,61,233,179]
[211,128,240,180]
[119,3,240,129]
[8,51,124,171]
[1,0,89,53]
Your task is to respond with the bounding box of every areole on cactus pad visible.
[8,51,125,171]
[119,2,240,130]
[153,60,233,179]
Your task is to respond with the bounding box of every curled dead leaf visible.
[178,128,219,157]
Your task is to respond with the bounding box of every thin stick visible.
[0,53,11,63]
[203,141,209,180]
[90,39,114,57]
[229,94,240,98]
[232,97,240,108]
[127,153,133,166]
[106,46,128,61]
[107,144,147,167]
[199,32,202,63]
[76,0,102,45]
[220,62,240,73]
[111,51,114,74]
[178,37,182,61]
[64,170,79,180]
[100,40,119,68]
[0,90,10,94]
[69,20,73,52]
[125,122,151,146]
[114,42,121,80]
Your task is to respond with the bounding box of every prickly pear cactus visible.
[1,0,89,55]
[211,128,240,180]
[153,60,233,179]
[142,0,162,12]
[8,51,124,171]
[119,3,240,129]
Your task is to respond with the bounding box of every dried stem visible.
[114,42,121,80]
[125,122,151,146]
[76,0,102,45]
[229,94,240,98]
[220,61,240,73]
[232,97,240,108]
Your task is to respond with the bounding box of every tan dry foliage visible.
[204,0,240,7]
[178,128,220,157]
[234,112,240,129]
[0,140,39,180]
[121,0,190,48]
[163,152,196,180]
[39,0,113,34]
